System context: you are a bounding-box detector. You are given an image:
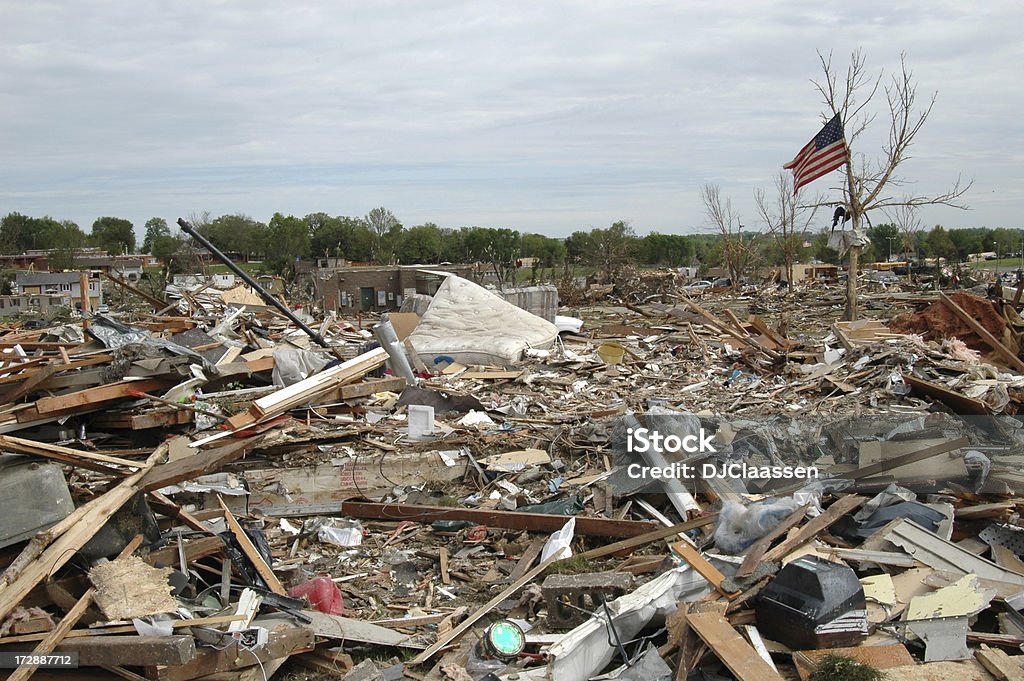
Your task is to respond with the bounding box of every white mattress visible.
[408,275,558,367]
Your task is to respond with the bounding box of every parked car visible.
[682,280,713,291]
[22,319,47,330]
[97,304,110,314]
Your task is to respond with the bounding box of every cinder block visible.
[542,571,632,629]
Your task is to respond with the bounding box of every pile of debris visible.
[3,270,1024,680]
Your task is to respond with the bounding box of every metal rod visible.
[176,218,338,354]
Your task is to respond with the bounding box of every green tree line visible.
[3,209,1021,279]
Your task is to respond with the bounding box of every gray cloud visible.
[1,0,1020,237]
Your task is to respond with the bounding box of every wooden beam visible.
[762,495,864,563]
[218,497,286,595]
[0,365,57,404]
[0,435,140,474]
[1,636,197,667]
[0,444,167,622]
[101,271,166,311]
[670,540,739,597]
[903,373,991,416]
[574,514,718,561]
[7,587,95,681]
[33,378,177,416]
[408,554,561,666]
[735,505,808,578]
[939,292,1024,372]
[341,501,659,538]
[139,436,258,491]
[685,611,785,681]
[847,436,969,481]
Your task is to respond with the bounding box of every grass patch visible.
[544,555,596,575]
[808,654,886,681]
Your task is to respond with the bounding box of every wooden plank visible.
[408,554,561,666]
[671,540,739,597]
[341,501,658,538]
[218,497,286,595]
[0,616,244,645]
[7,587,95,681]
[458,371,524,380]
[139,437,258,491]
[33,378,176,416]
[975,643,1024,681]
[298,610,423,648]
[145,536,223,568]
[762,495,865,562]
[847,437,969,481]
[438,547,451,585]
[13,636,197,667]
[148,623,312,681]
[508,537,544,582]
[0,365,57,404]
[902,373,991,416]
[735,505,808,578]
[793,644,915,681]
[575,514,718,561]
[251,348,388,417]
[685,611,784,681]
[939,292,1024,372]
[0,435,140,474]
[0,445,167,622]
[90,410,193,430]
[338,376,408,400]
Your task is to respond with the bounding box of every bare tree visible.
[757,172,819,288]
[810,50,970,319]
[884,202,924,277]
[701,184,747,286]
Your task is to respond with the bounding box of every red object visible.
[467,525,488,542]
[288,576,345,615]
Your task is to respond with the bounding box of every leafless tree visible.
[365,207,399,264]
[885,202,923,272]
[757,172,819,289]
[701,184,750,286]
[810,50,970,319]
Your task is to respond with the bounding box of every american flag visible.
[784,114,849,194]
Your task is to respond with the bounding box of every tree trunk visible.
[845,244,860,321]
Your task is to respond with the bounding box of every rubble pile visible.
[1,274,1024,680]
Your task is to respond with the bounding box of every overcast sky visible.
[2,1,1021,242]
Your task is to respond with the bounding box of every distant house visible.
[13,272,102,308]
[74,257,144,281]
[779,263,839,283]
[0,294,68,317]
[316,265,474,313]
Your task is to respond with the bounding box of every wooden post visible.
[78,272,91,327]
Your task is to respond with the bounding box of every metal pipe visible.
[176,218,337,354]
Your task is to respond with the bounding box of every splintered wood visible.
[89,556,177,621]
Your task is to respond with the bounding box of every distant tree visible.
[756,172,818,286]
[564,231,593,266]
[142,217,170,254]
[266,213,310,278]
[926,225,957,264]
[397,223,443,264]
[520,233,567,283]
[884,204,923,265]
[0,212,34,253]
[465,227,521,284]
[206,214,265,260]
[639,233,693,268]
[152,233,186,280]
[40,219,87,270]
[365,207,401,264]
[589,221,637,282]
[91,216,135,254]
[701,185,749,285]
[866,223,900,264]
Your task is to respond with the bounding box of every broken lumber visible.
[7,587,95,681]
[685,610,785,681]
[218,497,286,596]
[762,495,864,562]
[341,501,659,538]
[939,292,1024,373]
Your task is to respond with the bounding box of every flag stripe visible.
[784,114,848,193]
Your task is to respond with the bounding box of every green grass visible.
[967,257,1024,269]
